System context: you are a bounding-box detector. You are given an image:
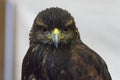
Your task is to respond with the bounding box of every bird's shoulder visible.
[70,41,112,80]
[71,41,106,66]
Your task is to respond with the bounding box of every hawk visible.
[22,7,112,80]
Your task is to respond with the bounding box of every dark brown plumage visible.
[22,7,112,80]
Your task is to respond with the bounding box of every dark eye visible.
[41,27,48,33]
[63,26,70,32]
[42,27,47,32]
[36,25,48,33]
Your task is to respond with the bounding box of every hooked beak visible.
[47,28,64,48]
[53,33,59,47]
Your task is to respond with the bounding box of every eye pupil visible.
[42,28,47,32]
[64,28,68,31]
[36,25,48,33]
[64,26,70,32]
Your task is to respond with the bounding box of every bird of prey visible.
[22,7,112,80]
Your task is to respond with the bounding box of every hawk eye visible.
[63,26,70,32]
[36,25,48,33]
[42,27,47,32]
[41,27,48,33]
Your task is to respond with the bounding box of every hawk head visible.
[30,7,80,47]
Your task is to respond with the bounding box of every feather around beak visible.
[47,28,64,47]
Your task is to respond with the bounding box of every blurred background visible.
[0,0,120,80]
